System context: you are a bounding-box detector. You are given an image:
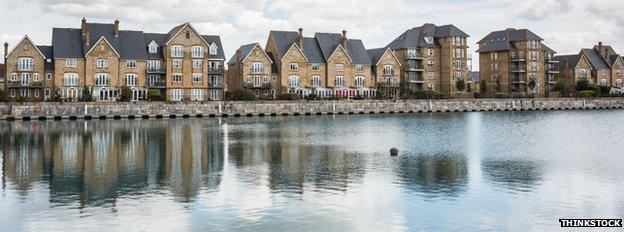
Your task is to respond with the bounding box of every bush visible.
[16,95,27,103]
[353,95,364,100]
[330,95,344,100]
[375,91,388,100]
[494,93,511,99]
[554,79,565,92]
[579,90,595,98]
[479,80,487,94]
[473,92,482,99]
[51,90,62,102]
[305,93,318,100]
[82,87,93,102]
[277,93,301,100]
[119,86,132,101]
[229,89,256,101]
[147,89,163,101]
[576,79,593,91]
[597,85,611,97]
[402,90,446,99]
[455,78,465,93]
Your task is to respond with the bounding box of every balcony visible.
[207,67,224,74]
[511,78,526,84]
[208,82,224,88]
[148,81,166,88]
[406,53,424,60]
[510,56,526,62]
[378,81,399,88]
[406,65,424,72]
[147,68,166,74]
[6,81,43,87]
[244,82,272,89]
[510,67,526,73]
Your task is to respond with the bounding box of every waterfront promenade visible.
[1,98,623,121]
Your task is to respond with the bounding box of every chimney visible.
[82,17,90,46]
[81,17,87,34]
[4,42,8,64]
[114,19,119,37]
[297,28,304,48]
[597,41,606,59]
[341,29,347,49]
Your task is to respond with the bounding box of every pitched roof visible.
[542,44,556,54]
[227,43,256,65]
[268,30,300,59]
[119,30,147,60]
[582,48,610,70]
[554,54,581,70]
[37,45,54,71]
[52,28,84,58]
[470,71,480,83]
[301,37,324,63]
[143,33,167,60]
[366,48,387,65]
[201,35,226,60]
[266,52,279,74]
[477,28,543,52]
[387,23,468,49]
[83,23,121,56]
[315,32,371,64]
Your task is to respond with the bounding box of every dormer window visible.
[148,42,158,53]
[424,37,434,44]
[209,44,218,55]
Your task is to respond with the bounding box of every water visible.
[1,111,624,231]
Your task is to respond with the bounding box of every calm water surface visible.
[1,111,624,231]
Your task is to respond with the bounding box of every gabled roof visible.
[227,43,271,65]
[37,45,54,71]
[266,52,279,74]
[143,33,167,60]
[301,37,324,63]
[542,44,556,54]
[6,35,47,59]
[477,28,543,52]
[387,23,468,50]
[52,28,84,58]
[85,36,120,58]
[367,47,400,66]
[582,48,610,70]
[119,30,147,60]
[269,31,300,59]
[83,23,121,56]
[608,55,623,66]
[315,33,371,64]
[201,35,226,60]
[554,54,581,70]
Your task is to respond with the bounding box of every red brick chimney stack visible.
[114,19,120,37]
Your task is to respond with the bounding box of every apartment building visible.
[4,36,54,101]
[367,47,402,98]
[387,23,470,98]
[5,18,225,102]
[265,28,375,99]
[477,28,557,98]
[227,43,276,98]
[555,42,624,95]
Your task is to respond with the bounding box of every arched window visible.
[94,73,109,86]
[335,76,344,87]
[311,76,321,87]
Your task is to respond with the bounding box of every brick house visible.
[4,36,53,101]
[227,43,276,98]
[367,47,402,98]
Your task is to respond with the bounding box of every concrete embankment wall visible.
[1,98,623,120]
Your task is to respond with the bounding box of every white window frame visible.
[251,62,263,74]
[126,60,137,68]
[147,60,161,70]
[288,76,300,87]
[21,73,30,85]
[192,59,203,69]
[424,37,434,44]
[18,57,34,71]
[335,76,344,87]
[172,74,183,83]
[355,76,365,87]
[96,59,108,68]
[209,44,218,55]
[124,74,138,86]
[312,63,320,71]
[172,59,183,68]
[384,65,393,76]
[356,64,364,72]
[171,89,183,101]
[63,73,78,86]
[66,58,77,67]
[311,76,321,87]
[148,43,158,53]
[335,64,344,72]
[94,73,109,86]
[290,63,299,71]
[33,73,41,82]
[191,46,204,58]
[171,45,184,58]
[11,73,17,82]
[192,74,203,83]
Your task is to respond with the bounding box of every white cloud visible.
[1,0,623,71]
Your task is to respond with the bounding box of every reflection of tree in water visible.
[394,153,468,199]
[482,159,543,193]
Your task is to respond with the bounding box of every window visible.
[34,90,40,97]
[191,89,204,101]
[617,79,622,87]
[172,59,183,68]
[21,73,30,85]
[46,73,52,80]
[18,57,33,71]
[355,76,365,87]
[172,74,183,83]
[290,63,298,71]
[149,42,158,53]
[192,74,203,83]
[185,32,190,39]
[491,52,498,60]
[455,60,463,70]
[209,44,218,55]
[428,60,435,66]
[171,45,184,58]
[428,71,435,79]
[124,74,138,86]
[311,76,321,87]
[312,64,320,71]
[66,58,77,67]
[148,60,160,70]
[10,89,15,97]
[335,76,344,87]
[356,65,364,72]
[96,59,108,68]
[424,37,434,44]
[148,75,160,86]
[45,89,51,99]
[531,62,538,72]
[288,76,300,87]
[600,79,607,86]
[11,73,17,81]
[94,73,109,86]
[335,64,344,72]
[123,60,135,68]
[531,51,537,61]
[191,46,204,58]
[384,65,393,76]
[171,89,183,101]
[192,60,203,69]
[455,72,462,79]
[454,49,462,58]
[32,73,40,82]
[251,62,264,74]
[580,69,588,78]
[428,49,434,56]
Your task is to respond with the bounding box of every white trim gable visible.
[280,43,309,63]
[242,43,274,64]
[85,36,120,58]
[376,48,402,67]
[327,44,352,63]
[165,22,211,47]
[148,40,159,53]
[6,35,46,59]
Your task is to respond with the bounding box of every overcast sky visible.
[1,0,623,71]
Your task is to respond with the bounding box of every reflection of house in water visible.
[227,120,366,194]
[2,119,225,207]
[482,159,543,192]
[394,153,469,199]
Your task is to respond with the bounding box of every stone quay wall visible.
[1,98,623,120]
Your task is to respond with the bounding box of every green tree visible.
[554,79,565,92]
[479,80,487,94]
[147,89,162,101]
[576,79,592,91]
[0,90,6,102]
[229,89,256,101]
[82,87,93,102]
[455,78,465,93]
[119,86,132,102]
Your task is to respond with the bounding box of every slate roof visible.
[582,48,610,70]
[269,30,371,64]
[542,44,556,54]
[387,23,469,50]
[227,43,257,65]
[477,28,543,52]
[470,71,480,83]
[51,21,226,61]
[37,45,54,71]
[554,54,581,70]
[266,52,279,74]
[366,48,387,65]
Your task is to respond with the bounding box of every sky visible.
[1,0,623,71]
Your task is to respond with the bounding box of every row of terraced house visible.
[2,18,624,102]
